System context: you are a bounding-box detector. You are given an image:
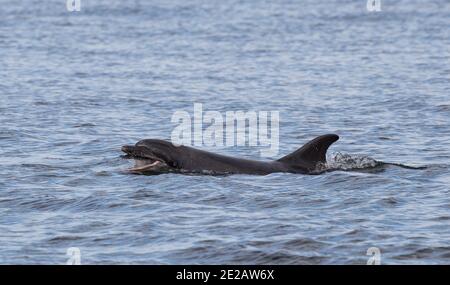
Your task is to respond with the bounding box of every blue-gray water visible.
[0,0,449,264]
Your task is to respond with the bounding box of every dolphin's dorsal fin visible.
[277,134,339,168]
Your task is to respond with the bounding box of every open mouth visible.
[121,145,169,173]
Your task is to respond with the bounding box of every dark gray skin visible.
[122,134,339,175]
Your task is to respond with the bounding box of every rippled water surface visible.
[0,0,449,264]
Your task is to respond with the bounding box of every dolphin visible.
[121,134,339,175]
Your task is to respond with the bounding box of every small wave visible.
[73,123,96,128]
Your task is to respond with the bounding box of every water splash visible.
[326,152,382,171]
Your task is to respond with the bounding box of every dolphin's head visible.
[121,139,182,174]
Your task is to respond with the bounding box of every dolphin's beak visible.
[121,145,156,159]
[121,144,170,174]
[121,145,136,155]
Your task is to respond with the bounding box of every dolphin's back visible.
[177,146,288,174]
[177,134,339,174]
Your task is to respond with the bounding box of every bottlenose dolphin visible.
[121,134,339,175]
